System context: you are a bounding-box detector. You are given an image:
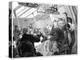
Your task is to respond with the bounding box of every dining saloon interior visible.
[9,2,77,58]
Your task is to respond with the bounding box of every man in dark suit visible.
[18,31,42,57]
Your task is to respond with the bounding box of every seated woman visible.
[35,28,59,56]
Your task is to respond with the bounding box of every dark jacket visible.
[18,34,40,57]
[21,34,40,43]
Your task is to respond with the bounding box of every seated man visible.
[18,31,41,57]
